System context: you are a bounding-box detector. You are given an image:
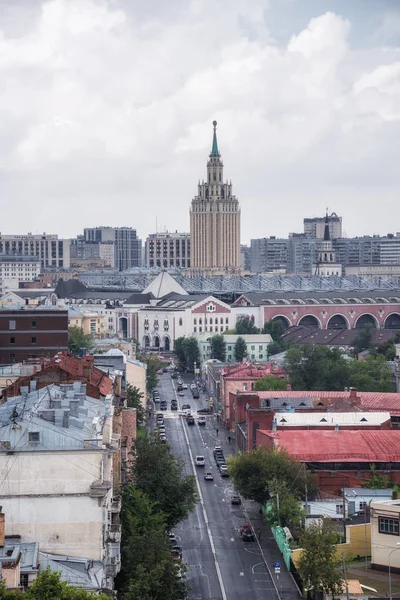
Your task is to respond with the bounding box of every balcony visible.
[104,555,121,578]
[111,497,122,513]
[90,480,112,498]
[106,524,121,544]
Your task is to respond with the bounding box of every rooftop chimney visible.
[349,387,357,401]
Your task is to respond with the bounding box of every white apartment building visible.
[145,231,190,269]
[0,382,122,591]
[0,256,41,294]
[0,233,70,269]
[198,333,272,363]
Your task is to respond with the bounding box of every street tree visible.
[298,519,345,599]
[234,336,247,362]
[236,316,259,335]
[117,486,187,600]
[126,384,145,425]
[266,478,306,529]
[137,354,163,393]
[253,375,287,392]
[182,337,200,372]
[68,326,94,356]
[227,447,315,504]
[130,436,198,529]
[209,334,226,361]
[173,337,187,371]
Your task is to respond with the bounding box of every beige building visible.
[145,231,190,269]
[190,121,241,273]
[370,499,400,571]
[68,307,106,337]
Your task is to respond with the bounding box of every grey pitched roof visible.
[39,553,103,590]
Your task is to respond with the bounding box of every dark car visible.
[177,384,183,392]
[163,368,168,373]
[171,403,178,411]
[171,373,177,379]
[187,416,195,425]
[231,495,241,505]
[240,524,255,542]
[160,402,167,410]
[197,407,212,415]
[182,404,191,411]
[215,455,225,465]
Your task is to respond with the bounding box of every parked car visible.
[162,368,168,373]
[204,471,214,481]
[213,446,222,456]
[171,546,182,561]
[156,414,164,423]
[220,465,229,477]
[168,533,177,545]
[240,524,255,542]
[231,495,241,505]
[195,455,205,467]
[197,416,206,426]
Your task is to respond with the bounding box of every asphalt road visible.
[153,373,280,600]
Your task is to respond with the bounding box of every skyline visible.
[0,0,399,243]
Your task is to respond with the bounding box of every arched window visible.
[221,188,225,199]
[199,318,202,325]
[220,317,223,324]
[194,318,197,325]
[205,188,209,199]
[215,317,218,324]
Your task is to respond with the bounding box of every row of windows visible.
[194,325,229,333]
[10,336,37,344]
[9,320,36,329]
[226,353,262,360]
[193,317,229,325]
[379,517,399,535]
[227,345,265,351]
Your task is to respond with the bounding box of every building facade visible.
[0,308,68,364]
[0,233,70,269]
[313,214,342,277]
[78,227,142,270]
[304,212,342,239]
[250,238,289,273]
[0,256,41,294]
[190,121,241,272]
[145,232,190,269]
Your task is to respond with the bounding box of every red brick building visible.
[256,429,400,493]
[1,352,113,400]
[0,309,68,365]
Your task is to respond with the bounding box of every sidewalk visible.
[215,430,301,599]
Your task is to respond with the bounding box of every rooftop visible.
[0,382,113,451]
[258,429,400,462]
[221,362,285,379]
[274,411,391,426]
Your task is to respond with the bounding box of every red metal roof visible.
[245,390,400,412]
[258,429,400,462]
[221,363,285,379]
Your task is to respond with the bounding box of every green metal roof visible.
[210,120,220,156]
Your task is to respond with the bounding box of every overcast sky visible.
[0,0,399,244]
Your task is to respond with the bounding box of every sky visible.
[0,0,399,244]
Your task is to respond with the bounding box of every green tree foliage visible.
[361,463,389,489]
[116,486,187,600]
[266,478,305,529]
[298,519,345,599]
[209,334,227,361]
[353,324,374,356]
[285,345,392,392]
[284,345,349,391]
[127,384,145,425]
[68,326,94,356]
[227,447,315,505]
[20,568,109,600]
[235,316,259,334]
[130,436,198,529]
[137,354,165,393]
[267,341,284,357]
[262,319,285,339]
[348,354,392,392]
[253,375,287,391]
[234,336,248,362]
[376,331,400,360]
[173,337,187,371]
[173,337,200,372]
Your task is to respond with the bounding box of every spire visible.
[323,210,330,241]
[210,120,220,157]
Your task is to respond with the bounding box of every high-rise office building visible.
[145,232,190,269]
[190,121,240,272]
[250,238,289,273]
[304,212,342,239]
[0,233,70,269]
[81,227,142,270]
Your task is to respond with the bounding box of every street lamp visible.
[352,490,369,571]
[389,543,400,600]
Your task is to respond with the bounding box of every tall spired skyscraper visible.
[190,121,241,272]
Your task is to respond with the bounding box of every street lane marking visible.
[176,385,228,600]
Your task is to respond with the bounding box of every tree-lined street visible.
[150,372,297,600]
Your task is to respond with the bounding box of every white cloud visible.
[0,0,399,243]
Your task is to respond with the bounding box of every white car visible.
[195,455,205,467]
[182,383,188,390]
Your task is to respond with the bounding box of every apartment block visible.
[0,233,70,269]
[145,231,190,269]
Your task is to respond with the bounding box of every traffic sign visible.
[274,561,280,574]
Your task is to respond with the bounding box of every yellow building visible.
[68,307,105,337]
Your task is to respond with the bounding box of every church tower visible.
[313,212,342,277]
[190,121,241,273]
